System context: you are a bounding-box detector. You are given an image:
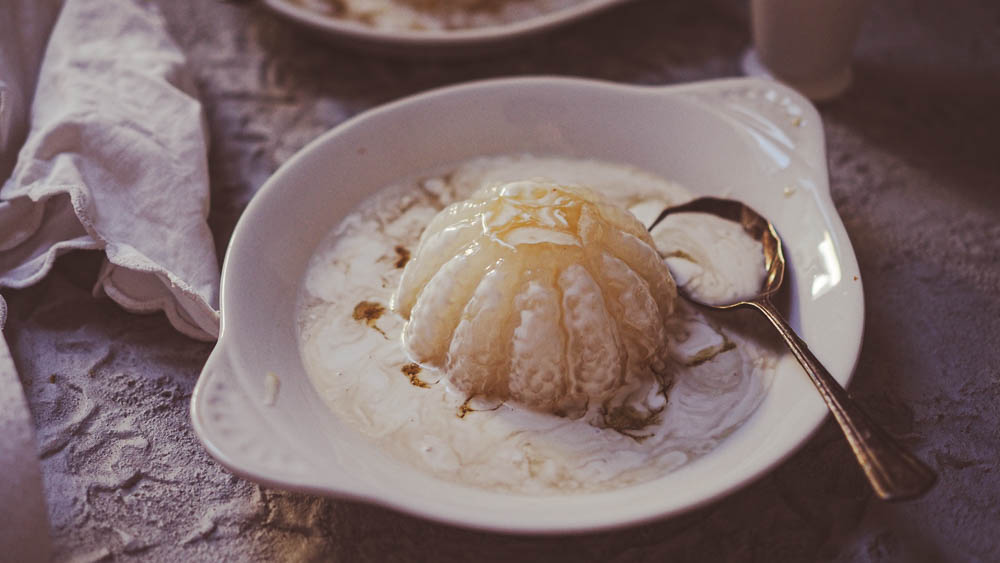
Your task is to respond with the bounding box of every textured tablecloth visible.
[5,0,999,560]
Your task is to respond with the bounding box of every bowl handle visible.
[191,344,320,488]
[664,78,829,184]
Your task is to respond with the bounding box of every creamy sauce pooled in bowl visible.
[297,155,778,494]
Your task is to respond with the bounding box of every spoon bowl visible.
[650,196,785,307]
[650,197,937,501]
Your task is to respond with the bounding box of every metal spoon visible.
[649,196,936,501]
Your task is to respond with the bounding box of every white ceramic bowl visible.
[191,76,864,534]
[261,0,634,58]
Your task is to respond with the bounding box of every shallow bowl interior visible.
[192,76,864,534]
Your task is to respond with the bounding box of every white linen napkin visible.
[0,0,220,341]
[0,0,221,558]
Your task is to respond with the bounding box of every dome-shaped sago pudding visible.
[392,180,678,422]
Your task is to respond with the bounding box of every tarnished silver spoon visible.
[649,197,936,501]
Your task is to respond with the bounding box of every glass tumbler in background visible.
[742,0,871,101]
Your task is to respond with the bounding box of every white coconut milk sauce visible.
[297,155,779,494]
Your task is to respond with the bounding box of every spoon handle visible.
[749,298,937,501]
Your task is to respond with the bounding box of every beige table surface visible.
[5,0,999,560]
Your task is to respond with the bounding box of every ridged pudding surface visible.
[394,181,676,417]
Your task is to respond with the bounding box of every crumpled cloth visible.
[0,0,220,340]
[0,0,220,558]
